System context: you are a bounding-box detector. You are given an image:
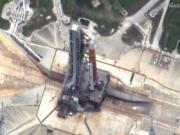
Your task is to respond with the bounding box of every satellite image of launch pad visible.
[0,0,180,135]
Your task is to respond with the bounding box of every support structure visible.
[58,24,109,118]
[10,0,27,34]
[88,39,97,82]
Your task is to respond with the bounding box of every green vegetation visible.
[61,0,149,36]
[0,0,10,30]
[62,0,120,36]
[114,0,149,15]
[122,25,143,46]
[22,0,56,36]
[160,0,180,53]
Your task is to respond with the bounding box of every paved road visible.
[126,0,159,24]
[150,1,166,17]
[125,0,171,53]
[96,0,159,58]
[152,0,170,50]
[111,0,159,45]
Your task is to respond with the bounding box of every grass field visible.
[160,0,180,53]
[61,0,149,36]
[117,0,149,15]
[0,0,10,30]
[62,0,120,36]
[22,0,56,36]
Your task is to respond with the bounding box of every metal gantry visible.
[58,24,108,118]
[59,24,85,115]
[67,25,84,91]
[10,0,27,34]
[53,0,67,46]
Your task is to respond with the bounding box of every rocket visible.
[88,39,97,82]
[88,39,97,91]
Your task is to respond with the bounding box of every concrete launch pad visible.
[0,0,180,134]
[0,34,46,97]
[0,31,180,135]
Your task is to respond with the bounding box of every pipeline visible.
[10,34,42,62]
[88,39,97,82]
[106,88,150,103]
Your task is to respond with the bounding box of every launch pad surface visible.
[0,32,180,135]
[0,0,180,134]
